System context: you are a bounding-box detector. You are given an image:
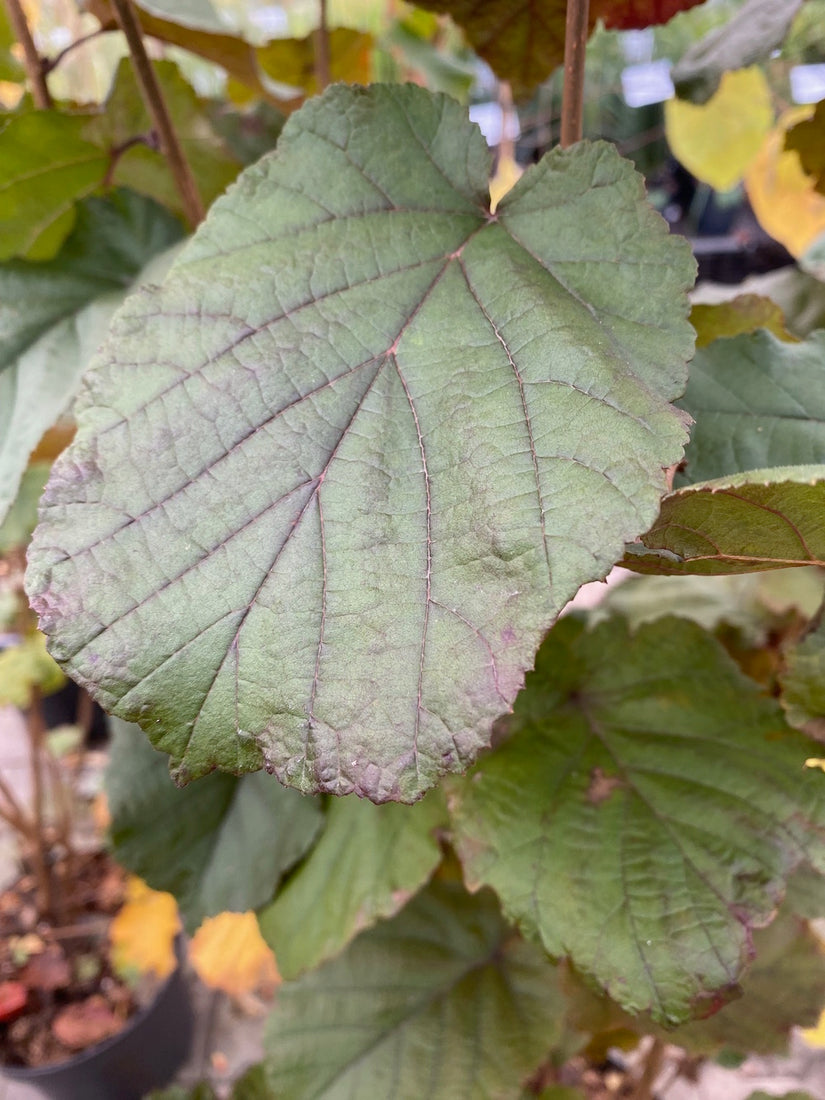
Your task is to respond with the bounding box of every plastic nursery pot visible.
[0,945,194,1100]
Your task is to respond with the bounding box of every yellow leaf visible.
[109,877,179,981]
[0,632,65,708]
[803,1007,825,1047]
[805,758,825,772]
[489,151,523,213]
[665,68,773,192]
[746,106,825,259]
[189,912,280,997]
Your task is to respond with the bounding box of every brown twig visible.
[109,0,205,227]
[315,0,331,91]
[631,1037,666,1100]
[560,0,590,147]
[27,690,54,918]
[3,0,51,107]
[0,771,33,837]
[43,26,112,75]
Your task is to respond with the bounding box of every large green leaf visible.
[26,84,694,803]
[0,195,184,526]
[448,614,825,1024]
[0,189,184,376]
[0,113,109,261]
[259,790,446,978]
[412,0,704,98]
[105,717,322,932]
[261,876,565,1099]
[622,466,825,575]
[677,330,825,486]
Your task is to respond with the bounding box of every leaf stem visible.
[631,1036,666,1100]
[315,0,331,91]
[27,689,54,918]
[560,0,590,147]
[43,26,111,76]
[109,0,205,227]
[3,0,52,108]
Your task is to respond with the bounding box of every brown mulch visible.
[0,850,150,1068]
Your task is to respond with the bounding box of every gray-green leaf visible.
[27,84,694,804]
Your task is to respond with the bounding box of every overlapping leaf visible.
[665,67,773,191]
[261,877,566,1099]
[672,0,804,103]
[676,330,825,485]
[27,84,694,803]
[106,718,322,932]
[786,98,825,195]
[412,0,704,98]
[448,614,825,1024]
[690,295,795,348]
[779,617,825,732]
[259,791,446,978]
[0,192,184,526]
[623,466,825,575]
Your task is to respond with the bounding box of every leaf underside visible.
[448,615,825,1024]
[623,465,825,575]
[27,84,694,803]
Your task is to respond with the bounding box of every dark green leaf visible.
[448,614,825,1024]
[27,85,695,803]
[672,0,804,103]
[622,466,825,575]
[0,112,109,260]
[259,790,446,977]
[677,330,825,486]
[0,189,184,376]
[231,1064,272,1100]
[262,877,565,1099]
[106,718,323,932]
[0,197,183,526]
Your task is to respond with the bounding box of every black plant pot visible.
[0,954,194,1100]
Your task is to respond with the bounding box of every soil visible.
[0,850,157,1068]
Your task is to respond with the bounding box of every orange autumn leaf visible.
[746,106,825,259]
[109,877,179,981]
[189,912,280,997]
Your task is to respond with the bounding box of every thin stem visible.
[560,0,590,147]
[631,1037,666,1100]
[3,0,51,108]
[315,0,330,91]
[43,26,111,75]
[109,0,205,227]
[27,690,54,918]
[0,772,33,837]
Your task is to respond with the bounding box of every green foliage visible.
[6,0,825,1094]
[26,84,694,802]
[677,330,825,484]
[449,613,825,1024]
[106,718,323,932]
[623,466,825,574]
[258,790,446,977]
[261,875,567,1099]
